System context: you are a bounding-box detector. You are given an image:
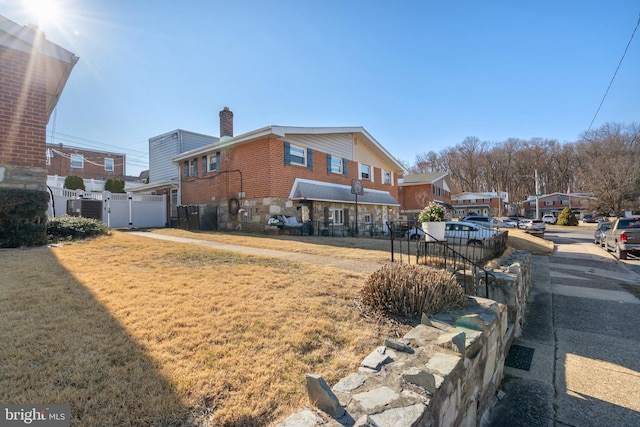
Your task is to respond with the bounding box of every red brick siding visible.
[0,45,47,168]
[46,146,126,179]
[180,137,400,205]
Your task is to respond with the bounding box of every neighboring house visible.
[172,108,406,234]
[130,126,220,225]
[398,172,452,221]
[451,191,508,218]
[0,16,78,192]
[46,143,126,179]
[521,192,597,218]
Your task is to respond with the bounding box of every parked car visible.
[503,217,520,227]
[542,214,557,224]
[517,219,546,232]
[489,217,515,228]
[462,216,492,225]
[594,221,612,247]
[582,214,597,223]
[603,217,640,259]
[405,221,499,245]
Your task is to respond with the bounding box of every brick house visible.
[46,144,126,179]
[172,108,406,234]
[398,172,453,221]
[0,16,78,191]
[521,192,596,218]
[451,191,509,218]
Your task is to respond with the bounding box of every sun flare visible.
[24,0,61,27]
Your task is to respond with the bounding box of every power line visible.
[587,13,640,132]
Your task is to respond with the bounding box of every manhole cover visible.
[504,344,535,371]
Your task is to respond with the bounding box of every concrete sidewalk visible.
[483,240,640,427]
[125,231,384,275]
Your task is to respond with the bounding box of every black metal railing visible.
[386,221,507,297]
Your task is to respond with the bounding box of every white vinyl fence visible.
[47,187,167,228]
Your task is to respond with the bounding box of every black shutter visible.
[323,207,330,227]
[202,156,207,175]
[307,148,313,171]
[284,141,291,165]
[342,158,348,176]
[326,154,332,174]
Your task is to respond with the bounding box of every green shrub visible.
[47,216,109,242]
[64,175,85,191]
[0,189,48,248]
[557,206,578,226]
[105,177,126,193]
[361,263,467,318]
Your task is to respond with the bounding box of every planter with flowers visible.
[418,202,449,241]
[265,217,282,234]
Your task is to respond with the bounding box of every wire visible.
[587,13,640,132]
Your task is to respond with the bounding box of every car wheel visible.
[616,244,628,260]
[468,239,483,246]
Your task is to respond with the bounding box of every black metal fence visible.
[386,221,509,298]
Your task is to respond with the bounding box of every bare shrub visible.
[361,263,467,318]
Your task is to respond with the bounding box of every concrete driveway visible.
[483,227,640,426]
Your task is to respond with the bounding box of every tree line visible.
[409,122,640,215]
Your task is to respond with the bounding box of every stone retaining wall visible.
[277,250,532,427]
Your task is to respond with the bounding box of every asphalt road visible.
[483,225,640,427]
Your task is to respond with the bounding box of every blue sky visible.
[3,1,639,176]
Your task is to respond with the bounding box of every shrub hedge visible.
[0,189,49,248]
[361,263,467,318]
[47,216,109,242]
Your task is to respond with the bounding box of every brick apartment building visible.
[0,16,77,191]
[46,143,126,179]
[398,172,453,221]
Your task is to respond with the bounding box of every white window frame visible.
[208,154,218,172]
[364,214,372,224]
[289,145,306,166]
[561,199,569,205]
[189,159,198,177]
[330,208,344,225]
[70,154,84,169]
[544,200,554,206]
[359,164,371,180]
[330,156,342,174]
[382,170,392,185]
[104,158,114,172]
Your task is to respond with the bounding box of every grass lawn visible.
[0,231,406,426]
[0,228,551,426]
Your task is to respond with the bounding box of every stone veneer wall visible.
[0,165,47,191]
[277,250,532,427]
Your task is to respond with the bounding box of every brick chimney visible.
[219,107,233,138]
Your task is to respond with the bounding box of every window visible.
[71,154,84,169]
[544,200,554,206]
[289,145,306,166]
[364,214,372,224]
[189,159,197,177]
[183,161,189,178]
[330,156,343,174]
[330,208,344,225]
[359,164,371,180]
[45,149,52,166]
[208,153,219,172]
[382,170,392,185]
[529,201,536,206]
[104,158,114,172]
[561,199,569,205]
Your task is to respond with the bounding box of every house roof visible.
[0,15,79,123]
[399,172,450,186]
[289,178,400,206]
[172,125,406,172]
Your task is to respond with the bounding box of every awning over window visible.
[289,179,400,206]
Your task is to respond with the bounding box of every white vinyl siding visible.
[149,130,218,183]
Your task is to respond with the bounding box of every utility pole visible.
[535,169,540,220]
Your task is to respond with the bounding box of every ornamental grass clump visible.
[361,263,467,318]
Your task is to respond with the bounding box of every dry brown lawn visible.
[0,228,552,426]
[0,231,406,426]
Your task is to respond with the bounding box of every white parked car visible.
[518,219,546,231]
[542,214,557,224]
[405,221,500,244]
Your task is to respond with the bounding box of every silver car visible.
[517,219,546,232]
[405,221,499,244]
